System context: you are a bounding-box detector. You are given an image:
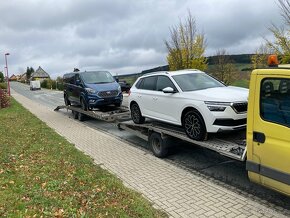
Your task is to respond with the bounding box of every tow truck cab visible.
[246,55,290,196]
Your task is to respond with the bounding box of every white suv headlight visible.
[204,101,231,112]
[85,88,96,94]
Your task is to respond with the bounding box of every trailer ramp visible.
[118,121,246,161]
[54,105,130,122]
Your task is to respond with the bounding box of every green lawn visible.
[0,98,167,217]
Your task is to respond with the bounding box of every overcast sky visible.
[0,0,284,78]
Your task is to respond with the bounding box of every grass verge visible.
[0,98,167,217]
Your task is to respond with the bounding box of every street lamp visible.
[4,53,10,96]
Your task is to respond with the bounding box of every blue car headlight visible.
[85,88,96,94]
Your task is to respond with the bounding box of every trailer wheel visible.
[72,110,78,119]
[149,132,169,158]
[78,112,86,121]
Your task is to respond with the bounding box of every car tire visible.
[130,103,145,124]
[81,98,88,111]
[183,110,207,141]
[78,98,87,121]
[64,94,71,106]
[149,132,169,158]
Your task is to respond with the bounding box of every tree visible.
[265,0,290,63]
[251,44,270,69]
[26,67,35,81]
[165,11,207,71]
[209,49,238,85]
[0,71,4,83]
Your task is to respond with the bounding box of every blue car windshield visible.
[172,73,225,92]
[81,71,115,84]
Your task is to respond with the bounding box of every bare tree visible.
[265,0,290,63]
[278,0,290,25]
[209,49,238,85]
[165,11,207,71]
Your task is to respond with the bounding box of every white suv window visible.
[156,76,176,91]
[139,76,157,90]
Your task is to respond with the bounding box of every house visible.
[20,73,27,82]
[31,66,50,81]
[9,74,17,81]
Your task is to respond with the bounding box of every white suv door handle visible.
[138,95,141,98]
[153,97,158,100]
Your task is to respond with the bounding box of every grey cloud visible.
[0,0,285,77]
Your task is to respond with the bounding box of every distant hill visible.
[207,54,253,65]
[116,54,253,80]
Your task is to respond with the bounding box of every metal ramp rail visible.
[118,121,247,161]
[54,105,131,122]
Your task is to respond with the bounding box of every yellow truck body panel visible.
[247,68,290,196]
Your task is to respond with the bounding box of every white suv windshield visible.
[81,71,115,84]
[172,73,225,91]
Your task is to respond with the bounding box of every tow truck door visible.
[248,74,290,195]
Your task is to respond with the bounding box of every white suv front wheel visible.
[183,110,207,141]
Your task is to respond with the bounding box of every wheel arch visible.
[181,106,205,127]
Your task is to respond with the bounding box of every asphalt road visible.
[10,82,290,212]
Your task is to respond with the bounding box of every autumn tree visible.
[265,0,290,63]
[209,49,238,85]
[251,44,270,69]
[165,12,207,71]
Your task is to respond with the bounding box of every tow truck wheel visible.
[183,110,206,141]
[149,132,169,158]
[130,103,145,124]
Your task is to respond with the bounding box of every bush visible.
[0,83,7,89]
[0,89,10,108]
[41,79,48,89]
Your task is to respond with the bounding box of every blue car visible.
[63,71,123,110]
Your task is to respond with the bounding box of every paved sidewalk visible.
[12,90,289,218]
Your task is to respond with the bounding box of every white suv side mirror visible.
[162,87,176,93]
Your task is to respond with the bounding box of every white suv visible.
[128,70,248,141]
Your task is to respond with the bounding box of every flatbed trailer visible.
[54,105,247,161]
[54,105,131,122]
[118,121,247,161]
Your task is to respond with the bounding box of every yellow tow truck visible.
[247,55,290,196]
